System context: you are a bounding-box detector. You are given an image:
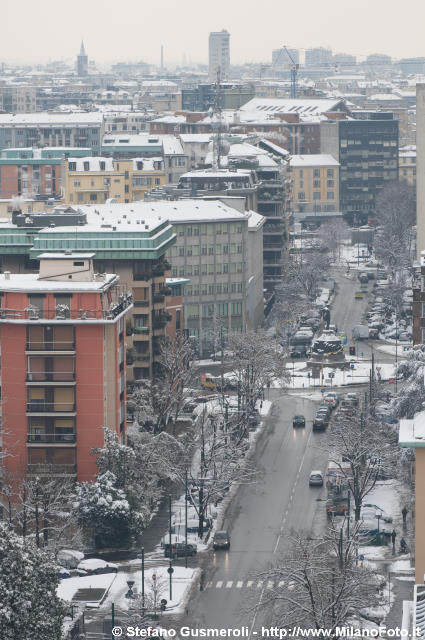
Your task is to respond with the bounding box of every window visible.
[201,245,207,255]
[223,263,229,274]
[208,284,215,294]
[327,180,334,187]
[83,162,90,171]
[186,265,193,276]
[99,161,106,171]
[313,180,321,188]
[223,245,229,254]
[298,192,305,200]
[208,246,214,255]
[313,169,320,178]
[217,303,228,316]
[327,191,334,200]
[125,184,129,193]
[299,169,303,178]
[327,168,334,177]
[68,162,76,171]
[313,192,321,200]
[231,302,242,316]
[179,247,185,256]
[73,180,80,187]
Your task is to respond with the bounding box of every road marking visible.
[210,579,293,591]
[246,580,253,588]
[278,580,285,587]
[267,581,274,589]
[205,581,213,589]
[257,580,263,589]
[226,581,233,588]
[236,581,243,588]
[216,580,223,588]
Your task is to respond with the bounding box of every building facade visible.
[209,30,230,81]
[320,113,399,224]
[0,252,132,485]
[0,113,104,153]
[399,145,416,187]
[290,154,340,213]
[62,156,166,204]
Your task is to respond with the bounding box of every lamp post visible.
[168,496,173,601]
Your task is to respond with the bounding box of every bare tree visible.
[327,413,396,521]
[318,220,349,262]
[251,532,379,634]
[227,329,289,413]
[285,252,331,300]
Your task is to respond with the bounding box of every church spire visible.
[80,41,86,56]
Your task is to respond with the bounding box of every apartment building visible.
[290,154,340,213]
[0,206,175,382]
[321,112,399,224]
[101,133,188,183]
[399,145,416,187]
[0,147,91,199]
[0,113,104,153]
[138,80,182,112]
[164,201,264,355]
[209,30,230,81]
[62,156,165,204]
[0,85,37,113]
[0,252,132,484]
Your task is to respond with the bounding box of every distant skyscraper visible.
[209,30,230,81]
[305,47,332,67]
[77,41,88,77]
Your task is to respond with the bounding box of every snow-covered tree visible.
[318,220,349,262]
[327,412,396,520]
[251,532,378,634]
[74,470,145,548]
[374,181,415,271]
[227,329,289,412]
[285,252,331,300]
[0,522,66,640]
[392,345,425,419]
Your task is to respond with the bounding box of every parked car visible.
[352,325,369,340]
[164,543,197,558]
[345,393,359,407]
[76,559,118,576]
[368,328,379,339]
[309,471,324,487]
[57,567,72,579]
[57,549,84,570]
[293,414,306,428]
[290,345,308,358]
[213,530,230,550]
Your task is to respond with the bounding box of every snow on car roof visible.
[77,558,115,569]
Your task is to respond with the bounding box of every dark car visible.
[315,412,329,428]
[293,414,306,428]
[290,346,307,358]
[213,530,230,550]
[313,417,326,432]
[164,543,197,558]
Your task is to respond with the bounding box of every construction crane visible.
[284,46,299,99]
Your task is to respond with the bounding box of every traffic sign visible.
[329,372,335,379]
[359,554,364,561]
[167,567,174,575]
[350,363,355,369]
[321,388,325,393]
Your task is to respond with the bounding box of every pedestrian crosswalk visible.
[204,578,294,591]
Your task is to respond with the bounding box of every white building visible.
[209,30,230,81]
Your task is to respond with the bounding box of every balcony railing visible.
[153,294,165,303]
[26,401,75,413]
[134,300,150,307]
[27,463,77,476]
[27,372,75,382]
[27,433,76,444]
[134,326,149,334]
[26,341,75,351]
[0,290,132,322]
[134,354,150,362]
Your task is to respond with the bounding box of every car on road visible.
[324,392,339,408]
[76,559,118,576]
[293,414,306,428]
[213,530,231,550]
[309,471,324,487]
[368,328,379,339]
[345,392,359,407]
[313,416,327,432]
[315,412,329,428]
[354,291,364,299]
[164,543,197,558]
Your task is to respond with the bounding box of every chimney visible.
[4,271,10,280]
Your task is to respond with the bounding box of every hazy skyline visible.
[3,0,425,67]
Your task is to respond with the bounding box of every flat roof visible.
[399,410,425,447]
[290,154,340,167]
[38,252,95,259]
[0,272,118,293]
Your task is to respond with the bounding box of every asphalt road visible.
[184,271,371,633]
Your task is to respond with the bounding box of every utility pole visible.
[168,496,173,600]
[185,468,188,569]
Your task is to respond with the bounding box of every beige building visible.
[399,410,425,583]
[399,145,416,187]
[289,154,340,213]
[416,85,425,259]
[62,156,166,205]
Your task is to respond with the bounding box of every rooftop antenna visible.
[284,46,299,99]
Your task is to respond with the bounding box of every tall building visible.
[305,47,332,67]
[321,113,399,224]
[416,85,425,259]
[0,252,132,484]
[209,30,230,81]
[290,154,340,214]
[77,41,88,77]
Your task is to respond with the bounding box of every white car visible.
[76,558,118,576]
[57,549,84,569]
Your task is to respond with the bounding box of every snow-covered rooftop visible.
[399,409,425,446]
[0,112,103,125]
[240,97,347,116]
[290,154,340,167]
[0,272,118,293]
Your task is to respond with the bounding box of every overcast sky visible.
[3,0,425,66]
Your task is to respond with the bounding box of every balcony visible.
[134,326,149,334]
[26,401,75,414]
[27,372,75,383]
[134,300,150,308]
[153,294,165,304]
[134,273,152,281]
[27,433,76,444]
[26,341,75,352]
[27,463,77,476]
[159,287,172,296]
[134,353,150,362]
